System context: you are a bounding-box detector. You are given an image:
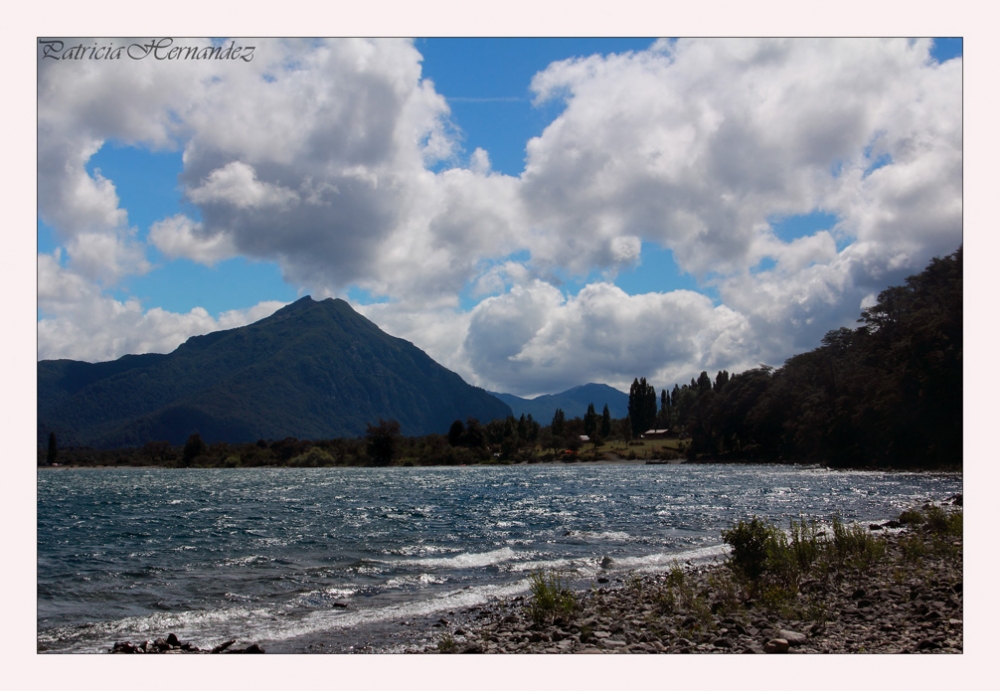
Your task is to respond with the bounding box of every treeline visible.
[650,247,961,468]
[41,413,550,468]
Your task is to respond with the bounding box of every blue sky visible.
[37,38,963,396]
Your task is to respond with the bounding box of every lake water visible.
[37,464,962,653]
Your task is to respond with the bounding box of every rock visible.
[713,638,732,648]
[166,633,181,646]
[600,556,614,569]
[332,601,349,608]
[778,630,807,646]
[764,638,790,654]
[210,639,236,654]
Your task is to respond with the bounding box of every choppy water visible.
[37,464,961,653]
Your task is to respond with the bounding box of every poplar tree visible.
[584,403,597,436]
[46,432,58,465]
[600,404,612,438]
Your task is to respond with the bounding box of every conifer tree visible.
[584,403,597,436]
[551,408,566,437]
[46,431,58,465]
[600,404,612,438]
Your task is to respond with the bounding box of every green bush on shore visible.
[718,505,960,614]
[528,571,577,626]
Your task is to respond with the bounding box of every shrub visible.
[437,634,458,653]
[527,571,577,625]
[924,505,962,536]
[831,516,885,573]
[898,509,925,525]
[722,517,787,582]
[788,518,822,572]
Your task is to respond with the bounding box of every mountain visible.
[38,297,512,448]
[491,383,629,424]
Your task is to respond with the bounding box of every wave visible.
[404,547,518,570]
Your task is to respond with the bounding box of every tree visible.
[583,403,597,436]
[366,419,401,466]
[46,432,58,465]
[714,370,730,392]
[619,416,633,444]
[447,419,465,447]
[551,408,566,437]
[600,404,612,438]
[656,389,671,428]
[463,417,485,449]
[628,377,657,437]
[183,432,207,466]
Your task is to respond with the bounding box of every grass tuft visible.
[527,571,577,626]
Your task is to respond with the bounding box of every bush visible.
[788,518,822,571]
[722,517,788,582]
[830,516,885,573]
[923,505,962,536]
[527,571,577,626]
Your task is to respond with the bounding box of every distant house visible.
[578,435,590,442]
[641,429,669,439]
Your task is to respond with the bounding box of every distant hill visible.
[38,296,511,448]
[491,383,629,424]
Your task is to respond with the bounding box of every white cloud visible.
[187,161,299,209]
[460,281,757,397]
[37,251,285,362]
[519,38,961,285]
[37,38,961,398]
[64,231,151,283]
[148,214,237,265]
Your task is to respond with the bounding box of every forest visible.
[40,248,961,470]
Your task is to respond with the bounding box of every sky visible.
[36,37,963,398]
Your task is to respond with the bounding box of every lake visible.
[37,463,962,653]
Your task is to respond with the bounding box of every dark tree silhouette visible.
[46,432,58,465]
[366,419,401,466]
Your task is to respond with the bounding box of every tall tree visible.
[600,404,612,438]
[182,432,206,466]
[46,431,58,465]
[583,403,597,436]
[628,377,657,437]
[551,408,566,437]
[366,419,401,466]
[447,419,465,447]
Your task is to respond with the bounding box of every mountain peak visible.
[38,299,511,447]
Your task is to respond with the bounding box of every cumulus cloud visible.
[460,281,758,397]
[38,251,285,361]
[520,38,961,282]
[148,214,237,265]
[37,38,961,398]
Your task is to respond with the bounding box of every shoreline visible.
[393,501,963,654]
[106,497,962,655]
